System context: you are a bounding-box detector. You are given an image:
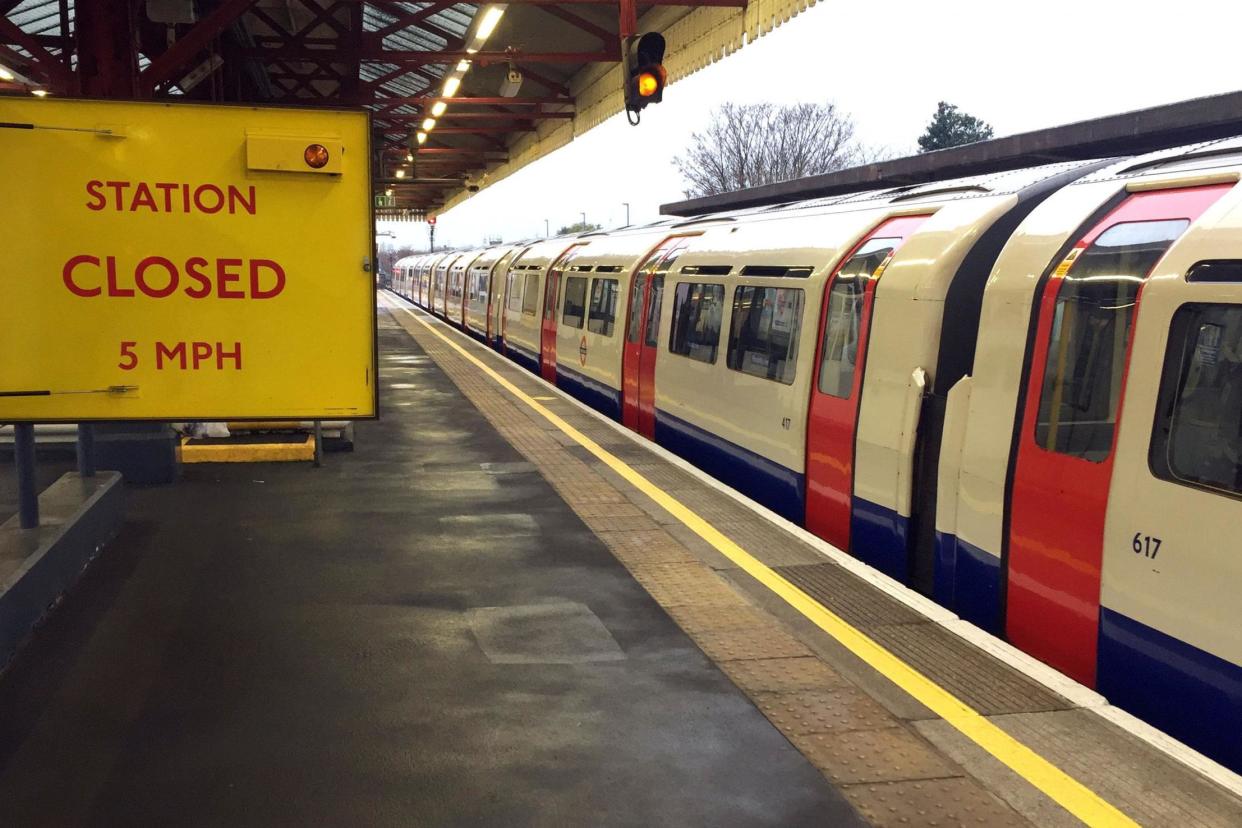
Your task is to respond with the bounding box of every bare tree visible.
[673,102,870,198]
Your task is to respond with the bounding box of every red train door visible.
[805,215,930,551]
[622,238,691,436]
[541,245,585,382]
[1007,184,1229,686]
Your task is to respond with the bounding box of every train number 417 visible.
[1132,532,1162,559]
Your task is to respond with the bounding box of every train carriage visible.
[463,245,519,346]
[936,138,1242,767]
[418,252,446,310]
[499,237,590,374]
[446,250,485,328]
[431,252,463,318]
[547,227,688,420]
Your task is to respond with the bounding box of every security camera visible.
[499,64,523,98]
[464,177,481,193]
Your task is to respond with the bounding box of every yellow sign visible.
[0,98,376,421]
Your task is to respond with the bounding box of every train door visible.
[805,215,930,553]
[1006,184,1229,686]
[622,238,691,436]
[541,245,586,382]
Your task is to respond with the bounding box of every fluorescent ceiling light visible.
[416,132,428,144]
[395,169,406,179]
[31,88,48,97]
[456,60,471,72]
[431,101,447,117]
[476,7,505,41]
[422,117,436,131]
[443,77,461,97]
[0,65,13,81]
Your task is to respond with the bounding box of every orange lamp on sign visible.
[304,143,330,169]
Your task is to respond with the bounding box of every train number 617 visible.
[1132,532,1162,559]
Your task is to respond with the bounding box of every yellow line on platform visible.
[396,301,1136,828]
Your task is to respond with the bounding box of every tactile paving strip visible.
[720,657,851,694]
[751,687,896,735]
[789,727,960,785]
[685,625,814,662]
[590,529,696,566]
[663,602,778,633]
[775,563,927,628]
[867,623,1071,716]
[843,777,1030,828]
[627,563,748,609]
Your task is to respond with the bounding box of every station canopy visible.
[1,0,815,217]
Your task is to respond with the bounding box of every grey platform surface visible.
[0,319,861,826]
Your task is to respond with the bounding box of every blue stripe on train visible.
[849,499,909,582]
[506,342,540,375]
[933,531,1003,636]
[653,409,804,523]
[555,364,622,422]
[1099,608,1242,773]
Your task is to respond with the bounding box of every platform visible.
[0,299,1238,826]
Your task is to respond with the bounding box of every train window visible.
[588,279,619,336]
[1187,260,1242,283]
[1035,219,1189,461]
[669,282,725,363]
[627,274,646,343]
[817,238,897,398]
[1150,304,1242,496]
[562,276,587,329]
[506,272,522,312]
[727,286,805,384]
[522,273,540,315]
[645,276,665,348]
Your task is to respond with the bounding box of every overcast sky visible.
[381,0,1242,251]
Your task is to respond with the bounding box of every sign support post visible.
[76,423,95,478]
[14,424,38,529]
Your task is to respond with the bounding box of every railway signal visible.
[624,33,667,125]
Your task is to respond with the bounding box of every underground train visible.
[391,137,1242,772]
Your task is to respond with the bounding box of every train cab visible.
[936,138,1242,766]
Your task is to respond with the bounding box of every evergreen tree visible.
[557,221,601,235]
[918,102,994,152]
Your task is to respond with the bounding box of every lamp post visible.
[544,218,549,238]
[580,211,586,227]
[623,202,630,225]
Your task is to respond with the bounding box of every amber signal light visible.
[304,143,330,169]
[637,72,660,98]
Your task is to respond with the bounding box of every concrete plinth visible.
[0,472,123,665]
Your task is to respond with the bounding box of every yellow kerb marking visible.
[397,302,1136,828]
